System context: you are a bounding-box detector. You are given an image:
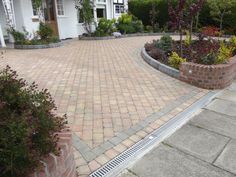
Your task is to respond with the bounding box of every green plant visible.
[169,52,186,69]
[208,0,235,32]
[37,22,53,41]
[200,52,217,65]
[155,34,172,52]
[216,42,233,64]
[117,14,143,34]
[229,36,236,48]
[0,66,66,177]
[185,30,191,47]
[95,18,116,36]
[7,27,26,45]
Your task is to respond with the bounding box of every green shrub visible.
[169,52,186,69]
[37,22,53,41]
[95,18,116,37]
[0,66,66,177]
[117,14,143,34]
[216,42,233,64]
[7,27,27,45]
[155,34,172,52]
[200,52,218,65]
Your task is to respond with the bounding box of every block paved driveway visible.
[1,36,209,176]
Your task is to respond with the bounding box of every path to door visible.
[1,36,209,176]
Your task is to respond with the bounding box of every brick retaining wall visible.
[180,56,236,89]
[29,129,77,177]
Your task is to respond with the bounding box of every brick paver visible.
[0,36,209,176]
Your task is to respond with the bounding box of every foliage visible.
[116,14,144,34]
[149,1,159,32]
[200,52,217,65]
[207,0,235,32]
[155,34,172,52]
[216,42,233,64]
[169,52,186,69]
[8,24,59,45]
[229,36,236,48]
[80,0,94,34]
[185,30,191,46]
[128,0,236,35]
[95,18,116,36]
[37,22,53,41]
[7,27,27,45]
[201,26,220,37]
[0,66,66,177]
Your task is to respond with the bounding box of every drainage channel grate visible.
[89,91,218,177]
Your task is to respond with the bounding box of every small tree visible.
[76,0,94,35]
[32,0,44,22]
[168,0,187,57]
[208,0,234,32]
[187,0,205,40]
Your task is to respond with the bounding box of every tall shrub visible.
[0,66,66,177]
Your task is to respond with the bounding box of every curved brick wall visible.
[180,56,236,89]
[29,129,77,177]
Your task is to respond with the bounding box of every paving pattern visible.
[120,80,236,177]
[0,36,209,176]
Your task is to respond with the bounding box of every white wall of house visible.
[14,0,39,35]
[56,0,78,39]
[0,2,7,36]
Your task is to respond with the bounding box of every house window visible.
[115,5,124,14]
[56,0,64,16]
[97,8,105,18]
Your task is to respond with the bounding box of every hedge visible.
[128,0,236,34]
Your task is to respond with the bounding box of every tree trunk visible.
[190,18,193,42]
[180,27,183,57]
[195,12,199,31]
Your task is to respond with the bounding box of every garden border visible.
[14,42,63,49]
[141,47,180,79]
[79,32,178,40]
[142,47,236,90]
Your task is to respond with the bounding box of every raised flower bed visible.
[9,22,62,50]
[142,34,236,89]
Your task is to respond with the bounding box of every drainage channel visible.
[89,91,219,177]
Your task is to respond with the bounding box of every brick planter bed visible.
[29,129,77,177]
[180,56,236,89]
[142,48,236,90]
[15,42,62,49]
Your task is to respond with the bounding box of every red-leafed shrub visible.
[0,66,67,177]
[201,26,221,37]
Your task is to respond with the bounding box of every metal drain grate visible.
[89,91,218,177]
[90,137,154,177]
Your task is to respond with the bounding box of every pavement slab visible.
[206,99,236,117]
[217,90,236,103]
[164,124,229,163]
[190,110,236,139]
[214,140,236,174]
[120,144,235,177]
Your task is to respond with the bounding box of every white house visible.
[0,0,128,46]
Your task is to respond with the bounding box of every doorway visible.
[43,0,59,36]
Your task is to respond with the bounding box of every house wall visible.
[14,0,39,35]
[0,2,7,36]
[56,0,78,39]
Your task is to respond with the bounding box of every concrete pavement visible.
[120,80,236,177]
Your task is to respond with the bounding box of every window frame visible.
[56,0,65,16]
